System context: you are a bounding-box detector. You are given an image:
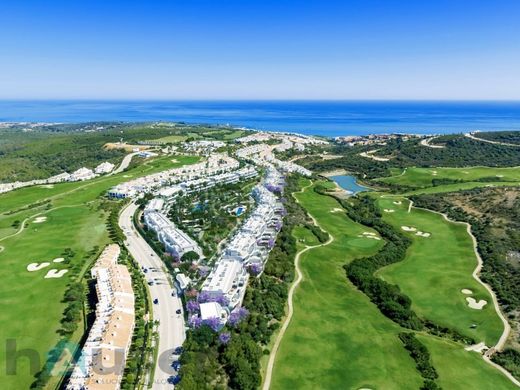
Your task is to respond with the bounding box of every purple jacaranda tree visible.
[188,315,202,328]
[203,317,222,332]
[275,221,282,231]
[198,268,209,278]
[197,291,212,303]
[268,238,275,249]
[186,300,200,313]
[219,332,231,345]
[248,263,262,276]
[185,288,198,298]
[228,307,249,327]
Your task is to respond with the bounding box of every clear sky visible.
[1,0,519,100]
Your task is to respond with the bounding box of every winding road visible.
[119,202,186,389]
[465,133,520,147]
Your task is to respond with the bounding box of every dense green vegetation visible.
[398,332,440,390]
[378,135,520,167]
[0,122,249,183]
[336,195,422,330]
[474,131,520,145]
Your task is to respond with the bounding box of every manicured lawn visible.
[376,196,504,345]
[418,335,517,389]
[404,181,520,195]
[0,155,200,388]
[379,166,520,188]
[271,182,424,389]
[292,226,319,246]
[271,182,515,389]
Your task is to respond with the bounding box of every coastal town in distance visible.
[1,122,519,390]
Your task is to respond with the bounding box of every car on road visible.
[174,346,183,355]
[171,360,181,371]
[175,309,182,315]
[167,375,181,385]
[153,298,159,304]
[148,280,154,285]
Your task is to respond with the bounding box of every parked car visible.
[176,309,182,315]
[153,298,159,304]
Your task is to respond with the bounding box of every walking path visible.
[262,181,334,390]
[465,133,520,147]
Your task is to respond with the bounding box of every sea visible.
[1,100,520,137]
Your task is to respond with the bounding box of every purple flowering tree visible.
[203,317,222,331]
[248,263,262,276]
[228,307,249,327]
[188,315,202,328]
[268,238,275,249]
[219,332,231,345]
[186,300,200,313]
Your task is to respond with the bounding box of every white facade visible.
[144,211,203,259]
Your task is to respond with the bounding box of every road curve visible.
[262,182,334,390]
[112,152,138,175]
[465,133,520,147]
[119,202,186,389]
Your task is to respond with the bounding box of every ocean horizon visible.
[1,100,520,137]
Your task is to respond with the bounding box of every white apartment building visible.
[144,211,203,259]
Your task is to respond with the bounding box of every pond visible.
[330,175,370,194]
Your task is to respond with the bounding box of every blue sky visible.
[0,0,519,99]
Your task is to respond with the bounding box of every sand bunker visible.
[466,297,487,310]
[44,269,68,279]
[53,258,65,263]
[359,232,381,240]
[465,342,488,353]
[401,226,417,232]
[27,262,50,272]
[33,216,47,223]
[432,170,438,176]
[461,289,473,295]
[330,208,343,213]
[383,209,395,213]
[393,201,402,205]
[496,174,504,178]
[415,231,431,237]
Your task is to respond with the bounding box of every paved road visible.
[112,152,138,175]
[465,133,520,147]
[119,202,186,389]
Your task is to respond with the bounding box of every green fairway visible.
[271,181,424,389]
[375,196,504,345]
[418,336,517,389]
[292,226,320,246]
[0,155,199,388]
[379,166,520,188]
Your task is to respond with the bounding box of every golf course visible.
[375,196,504,346]
[380,166,520,188]
[268,180,517,389]
[0,155,199,389]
